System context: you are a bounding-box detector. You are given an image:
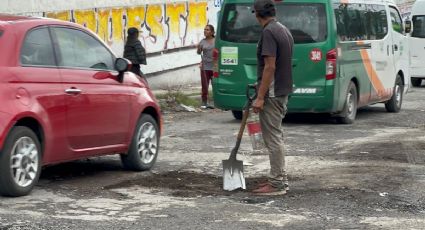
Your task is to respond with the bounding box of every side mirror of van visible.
[405,20,412,33]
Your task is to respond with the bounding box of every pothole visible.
[106,171,277,197]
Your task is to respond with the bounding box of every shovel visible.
[223,84,256,191]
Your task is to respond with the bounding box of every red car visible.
[0,14,162,197]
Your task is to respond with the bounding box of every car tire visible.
[121,114,159,171]
[0,126,42,197]
[385,75,403,113]
[231,110,243,120]
[411,78,422,87]
[337,82,358,124]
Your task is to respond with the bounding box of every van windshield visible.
[220,3,327,44]
[412,15,425,38]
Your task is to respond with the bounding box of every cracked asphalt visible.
[0,86,424,230]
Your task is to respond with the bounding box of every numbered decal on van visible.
[309,48,322,62]
[293,88,318,94]
[221,47,238,65]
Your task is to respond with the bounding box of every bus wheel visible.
[231,110,242,120]
[411,78,422,87]
[385,75,403,113]
[337,82,357,124]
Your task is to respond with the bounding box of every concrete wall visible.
[0,0,223,88]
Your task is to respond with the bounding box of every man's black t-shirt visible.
[257,19,294,97]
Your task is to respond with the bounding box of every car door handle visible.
[394,44,398,51]
[65,88,82,95]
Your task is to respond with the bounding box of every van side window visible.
[334,3,387,41]
[389,7,403,34]
[412,15,425,38]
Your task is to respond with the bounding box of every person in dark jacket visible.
[123,27,147,77]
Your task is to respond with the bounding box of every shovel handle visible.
[246,84,257,103]
[229,85,254,160]
[229,107,249,160]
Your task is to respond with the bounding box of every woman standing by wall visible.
[197,24,215,109]
[123,27,147,78]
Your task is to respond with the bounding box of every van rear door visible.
[277,3,330,101]
[215,1,331,111]
[214,3,261,110]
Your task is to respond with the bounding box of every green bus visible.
[212,0,410,123]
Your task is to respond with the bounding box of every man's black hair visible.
[256,3,276,18]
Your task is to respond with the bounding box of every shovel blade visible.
[222,159,246,191]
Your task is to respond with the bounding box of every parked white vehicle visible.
[408,0,425,87]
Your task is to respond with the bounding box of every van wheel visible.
[385,75,403,113]
[121,114,159,171]
[411,78,422,87]
[337,82,357,124]
[0,127,42,197]
[232,110,243,120]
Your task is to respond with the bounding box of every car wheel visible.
[121,114,159,171]
[385,75,403,113]
[232,110,242,120]
[411,78,422,87]
[0,126,41,197]
[337,82,357,124]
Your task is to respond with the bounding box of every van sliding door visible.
[334,3,373,106]
[368,4,393,102]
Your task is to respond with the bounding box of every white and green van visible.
[212,0,410,123]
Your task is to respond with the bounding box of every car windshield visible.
[220,3,327,44]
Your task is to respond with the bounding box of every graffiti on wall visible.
[214,0,224,7]
[45,1,208,54]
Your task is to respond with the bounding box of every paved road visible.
[1,86,424,230]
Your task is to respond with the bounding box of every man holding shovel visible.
[251,0,294,195]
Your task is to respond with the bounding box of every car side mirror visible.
[405,20,412,33]
[114,58,131,82]
[115,58,131,72]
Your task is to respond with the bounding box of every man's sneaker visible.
[206,104,215,109]
[252,183,288,196]
[256,181,289,190]
[200,102,208,109]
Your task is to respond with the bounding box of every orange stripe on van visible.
[340,0,348,3]
[357,43,386,98]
